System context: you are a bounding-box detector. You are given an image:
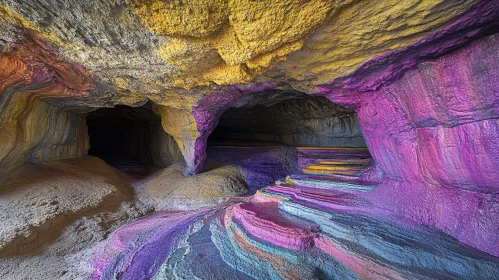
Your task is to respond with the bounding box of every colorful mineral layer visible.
[0,0,498,279]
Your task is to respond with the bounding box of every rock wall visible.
[1,0,496,178]
[1,0,473,91]
[148,121,183,168]
[0,0,498,260]
[0,92,88,185]
[319,31,499,257]
[0,34,183,180]
[0,33,94,185]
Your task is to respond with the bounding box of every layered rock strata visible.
[0,0,498,278]
[93,147,499,279]
[317,19,499,258]
[1,0,494,175]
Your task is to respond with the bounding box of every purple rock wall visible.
[318,31,499,257]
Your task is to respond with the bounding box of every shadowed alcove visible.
[206,95,371,191]
[208,96,367,148]
[86,103,181,171]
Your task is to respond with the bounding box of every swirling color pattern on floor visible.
[92,147,499,280]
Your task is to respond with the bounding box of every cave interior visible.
[0,1,498,279]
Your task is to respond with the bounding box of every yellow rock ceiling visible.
[0,0,475,94]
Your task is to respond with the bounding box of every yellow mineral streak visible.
[135,0,334,88]
[307,165,365,171]
[133,0,229,37]
[2,0,476,92]
[319,161,368,165]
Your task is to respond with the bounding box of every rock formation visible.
[0,0,498,279]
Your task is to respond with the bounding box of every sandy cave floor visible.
[0,144,293,279]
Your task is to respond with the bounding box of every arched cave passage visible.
[208,95,367,148]
[86,103,182,172]
[206,95,371,191]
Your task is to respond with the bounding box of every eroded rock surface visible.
[0,156,132,257]
[137,162,248,211]
[0,0,498,278]
[1,0,495,175]
[93,148,499,279]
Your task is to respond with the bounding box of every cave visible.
[206,95,372,191]
[86,104,181,172]
[1,1,499,279]
[208,96,367,148]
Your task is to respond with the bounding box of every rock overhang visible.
[0,0,486,101]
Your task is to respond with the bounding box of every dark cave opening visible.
[86,103,181,172]
[206,95,371,192]
[208,95,367,148]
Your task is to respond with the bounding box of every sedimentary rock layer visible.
[0,93,88,184]
[1,0,497,176]
[93,147,499,279]
[0,0,498,278]
[318,31,499,258]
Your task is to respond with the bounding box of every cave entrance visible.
[208,95,367,148]
[206,95,370,191]
[86,103,181,173]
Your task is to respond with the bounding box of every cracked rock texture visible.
[0,0,474,90]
